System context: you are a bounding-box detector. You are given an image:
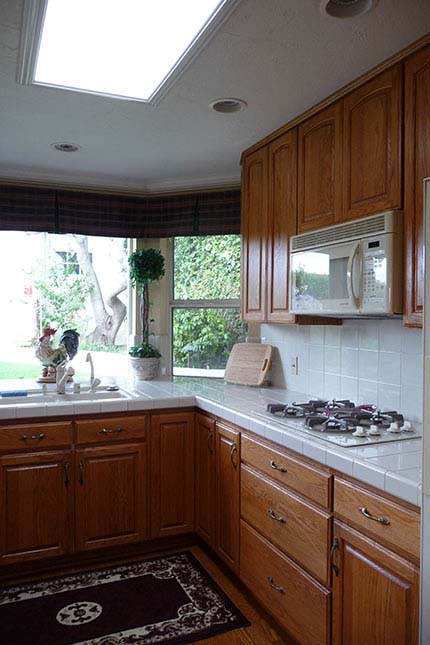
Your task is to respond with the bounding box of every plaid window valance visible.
[0,184,240,238]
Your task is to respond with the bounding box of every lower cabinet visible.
[195,416,240,573]
[75,443,148,551]
[215,421,240,573]
[241,520,331,645]
[331,520,419,645]
[151,412,195,538]
[0,450,73,563]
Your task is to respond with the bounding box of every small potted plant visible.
[128,248,165,380]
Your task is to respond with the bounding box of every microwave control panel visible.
[362,243,387,307]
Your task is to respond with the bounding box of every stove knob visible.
[388,421,401,434]
[401,421,414,432]
[353,426,367,437]
[369,424,381,436]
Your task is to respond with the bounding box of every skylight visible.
[28,0,233,103]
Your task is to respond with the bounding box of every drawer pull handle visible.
[20,433,46,442]
[268,576,285,594]
[330,537,340,577]
[360,506,390,526]
[99,428,124,435]
[268,508,286,524]
[64,462,70,487]
[270,460,287,473]
[230,443,238,470]
[79,461,84,485]
[208,430,214,455]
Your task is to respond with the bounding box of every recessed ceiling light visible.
[51,142,81,153]
[19,0,239,105]
[324,0,378,18]
[210,98,247,113]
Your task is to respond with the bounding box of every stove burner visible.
[266,399,404,435]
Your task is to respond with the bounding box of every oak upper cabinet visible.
[298,102,342,232]
[216,421,240,573]
[266,129,297,322]
[0,451,73,563]
[342,65,403,221]
[404,46,430,327]
[195,413,216,548]
[75,443,148,551]
[332,521,419,645]
[241,146,268,322]
[151,412,195,538]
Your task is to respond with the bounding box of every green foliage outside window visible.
[173,236,247,370]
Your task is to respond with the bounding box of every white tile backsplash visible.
[261,319,423,421]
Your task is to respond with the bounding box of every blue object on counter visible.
[0,391,28,397]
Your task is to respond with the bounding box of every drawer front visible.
[76,416,147,445]
[240,520,331,645]
[0,422,72,452]
[334,478,420,561]
[241,434,331,508]
[241,465,331,584]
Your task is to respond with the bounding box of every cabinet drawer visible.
[240,520,331,645]
[76,415,147,445]
[334,478,420,561]
[241,434,331,508]
[241,465,331,584]
[0,422,72,452]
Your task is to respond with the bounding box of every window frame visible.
[169,235,242,377]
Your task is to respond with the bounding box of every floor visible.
[0,545,290,645]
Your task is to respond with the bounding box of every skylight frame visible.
[17,0,242,106]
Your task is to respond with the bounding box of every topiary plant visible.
[128,248,165,357]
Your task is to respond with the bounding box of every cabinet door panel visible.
[298,102,342,232]
[343,65,402,220]
[216,422,240,572]
[151,413,194,538]
[0,451,73,563]
[75,444,147,551]
[195,414,216,547]
[241,147,268,321]
[332,521,419,645]
[404,46,430,327]
[267,129,297,322]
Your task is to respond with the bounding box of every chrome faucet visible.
[86,352,95,385]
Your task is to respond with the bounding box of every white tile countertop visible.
[0,377,423,507]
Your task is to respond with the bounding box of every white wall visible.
[262,319,423,422]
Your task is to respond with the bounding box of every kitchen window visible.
[0,231,131,381]
[171,235,247,377]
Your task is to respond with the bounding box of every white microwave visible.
[289,211,403,316]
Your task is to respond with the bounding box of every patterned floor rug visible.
[0,551,250,645]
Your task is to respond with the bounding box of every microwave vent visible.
[291,211,402,251]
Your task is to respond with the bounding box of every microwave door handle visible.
[347,242,360,308]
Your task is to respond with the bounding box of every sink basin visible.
[0,387,134,405]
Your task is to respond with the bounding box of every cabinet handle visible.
[20,433,46,442]
[78,460,84,485]
[208,430,214,455]
[268,508,286,524]
[268,576,285,594]
[270,459,287,473]
[63,462,70,487]
[330,537,340,577]
[360,506,390,526]
[99,427,124,435]
[230,442,238,469]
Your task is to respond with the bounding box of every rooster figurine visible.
[35,328,80,382]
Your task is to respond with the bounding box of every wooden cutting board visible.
[224,343,273,386]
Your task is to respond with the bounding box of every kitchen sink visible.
[0,387,136,405]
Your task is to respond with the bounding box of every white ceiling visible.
[0,0,429,194]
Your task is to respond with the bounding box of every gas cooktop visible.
[259,399,421,448]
